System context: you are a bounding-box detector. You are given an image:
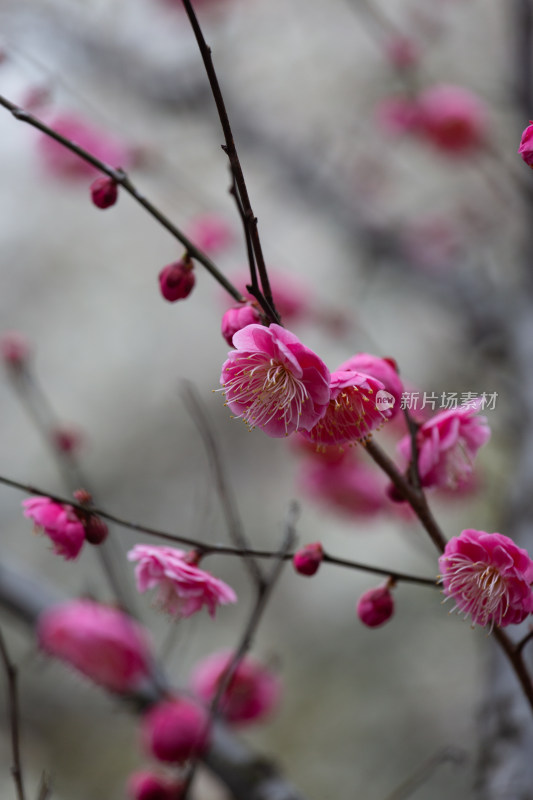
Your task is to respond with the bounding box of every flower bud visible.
[0,331,30,368]
[127,771,183,800]
[142,697,210,763]
[518,121,533,168]
[292,542,323,576]
[51,425,83,454]
[83,514,109,545]
[357,584,394,628]
[158,258,195,302]
[90,176,118,209]
[221,304,261,346]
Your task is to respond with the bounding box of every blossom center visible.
[445,557,510,627]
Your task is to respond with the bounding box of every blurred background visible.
[0,0,528,797]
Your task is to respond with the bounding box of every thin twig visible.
[36,773,52,800]
[383,746,466,800]
[0,94,244,305]
[0,628,27,800]
[181,381,266,589]
[0,473,437,586]
[181,502,298,798]
[180,0,280,323]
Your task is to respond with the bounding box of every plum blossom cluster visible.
[439,530,533,628]
[220,328,397,443]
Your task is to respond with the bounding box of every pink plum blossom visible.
[221,304,261,346]
[128,544,237,618]
[293,542,324,576]
[23,496,86,560]
[190,650,281,725]
[186,213,234,255]
[127,771,183,800]
[337,353,403,419]
[301,369,390,447]
[357,584,395,628]
[439,530,533,628]
[37,600,152,691]
[298,457,388,518]
[220,323,330,437]
[518,121,533,168]
[158,258,195,302]
[416,84,487,154]
[142,697,210,763]
[397,400,490,489]
[38,113,136,178]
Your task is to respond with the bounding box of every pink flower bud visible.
[142,697,210,763]
[0,331,30,368]
[38,600,153,692]
[293,542,323,576]
[385,36,420,71]
[83,515,109,546]
[518,121,533,168]
[357,585,394,628]
[417,84,487,155]
[73,488,93,505]
[158,258,195,302]
[127,771,183,800]
[51,425,83,454]
[221,304,261,346]
[90,176,118,209]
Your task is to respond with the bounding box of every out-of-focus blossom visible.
[337,353,403,420]
[220,324,330,437]
[0,331,30,368]
[23,496,85,560]
[221,303,261,346]
[293,542,324,576]
[90,176,118,209]
[37,599,152,692]
[385,36,420,71]
[51,425,84,455]
[227,270,314,324]
[398,400,490,489]
[190,650,281,725]
[375,96,421,137]
[302,370,390,447]
[127,771,183,800]
[37,113,137,178]
[186,213,234,255]
[142,697,210,764]
[439,529,533,627]
[158,258,195,302]
[357,584,395,628]
[128,544,237,618]
[518,121,533,168]
[298,458,388,518]
[416,84,487,154]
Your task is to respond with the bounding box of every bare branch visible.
[0,628,27,800]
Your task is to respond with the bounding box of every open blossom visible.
[337,353,403,420]
[439,530,533,628]
[398,400,490,489]
[518,121,533,168]
[128,544,237,618]
[142,697,210,763]
[37,600,152,691]
[416,84,487,154]
[220,324,330,437]
[23,496,85,560]
[301,369,390,447]
[38,113,136,178]
[190,651,281,725]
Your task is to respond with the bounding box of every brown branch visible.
[0,628,27,800]
[0,94,245,305]
[180,0,280,323]
[0,473,437,587]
